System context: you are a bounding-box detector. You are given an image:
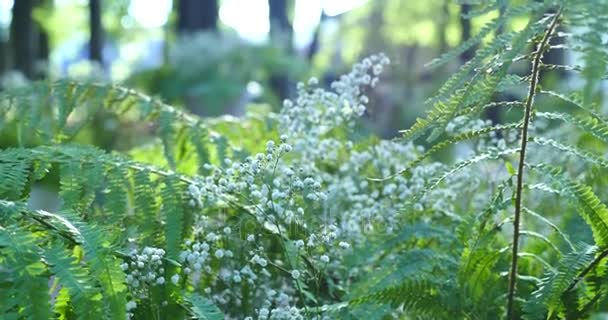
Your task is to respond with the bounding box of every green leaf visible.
[186,293,224,320]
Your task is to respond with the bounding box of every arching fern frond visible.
[523,243,597,319]
[530,164,608,248]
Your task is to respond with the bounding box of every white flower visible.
[339,241,350,249]
[156,277,165,285]
[291,270,301,279]
[215,249,224,258]
[247,234,255,242]
[126,301,137,311]
[171,274,180,285]
[320,255,330,263]
[259,308,270,318]
[266,140,275,153]
[295,240,304,249]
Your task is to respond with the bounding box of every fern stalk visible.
[506,10,561,319]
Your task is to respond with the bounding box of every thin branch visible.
[506,9,561,319]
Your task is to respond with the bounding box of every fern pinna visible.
[1,0,608,319]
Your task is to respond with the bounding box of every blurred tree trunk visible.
[37,28,49,63]
[268,0,293,101]
[34,0,51,79]
[89,0,103,63]
[0,43,7,75]
[438,1,450,54]
[10,0,35,78]
[459,4,474,63]
[487,4,507,125]
[306,12,325,62]
[177,0,218,33]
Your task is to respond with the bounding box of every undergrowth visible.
[1,0,608,319]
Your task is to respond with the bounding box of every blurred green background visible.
[0,0,569,142]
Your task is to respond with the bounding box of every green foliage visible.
[1,1,608,319]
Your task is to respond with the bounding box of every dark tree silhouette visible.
[178,0,218,33]
[89,0,103,63]
[10,0,35,78]
[459,4,474,63]
[268,0,293,101]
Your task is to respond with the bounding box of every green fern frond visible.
[45,243,103,319]
[159,110,177,169]
[540,90,608,122]
[60,211,128,319]
[104,165,129,224]
[385,123,521,180]
[184,292,224,320]
[536,112,608,144]
[425,147,520,193]
[59,161,84,211]
[190,125,212,175]
[425,1,547,69]
[530,164,608,247]
[161,176,185,260]
[403,8,549,143]
[0,225,53,319]
[350,278,446,317]
[523,207,575,251]
[531,137,608,168]
[131,169,159,244]
[523,243,597,319]
[0,148,30,200]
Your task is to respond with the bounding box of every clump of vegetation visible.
[1,0,608,319]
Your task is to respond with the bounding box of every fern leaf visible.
[531,137,608,168]
[185,293,224,320]
[536,111,608,144]
[61,211,128,319]
[161,176,185,260]
[388,123,521,179]
[132,169,158,244]
[190,126,212,175]
[350,278,445,316]
[0,148,30,200]
[0,225,53,319]
[524,243,597,319]
[59,161,84,210]
[45,244,103,319]
[523,207,575,251]
[159,110,177,169]
[531,164,608,247]
[103,164,129,225]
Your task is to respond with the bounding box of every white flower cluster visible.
[121,246,179,318]
[280,53,390,143]
[245,290,304,320]
[121,247,170,292]
[125,54,510,318]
